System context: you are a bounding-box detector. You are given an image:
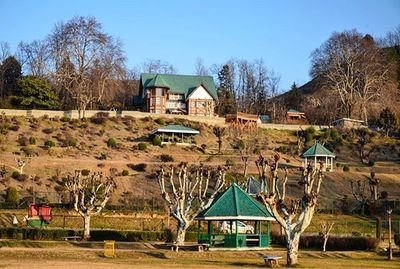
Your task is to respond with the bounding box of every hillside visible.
[0,114,399,209]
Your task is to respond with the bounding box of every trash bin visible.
[104,240,115,258]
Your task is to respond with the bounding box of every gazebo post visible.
[331,157,334,171]
[197,220,201,243]
[314,156,317,168]
[235,220,239,248]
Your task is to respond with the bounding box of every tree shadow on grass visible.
[141,251,169,259]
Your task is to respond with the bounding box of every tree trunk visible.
[287,234,300,266]
[243,158,249,178]
[218,140,222,154]
[323,235,329,252]
[176,221,189,244]
[83,215,91,240]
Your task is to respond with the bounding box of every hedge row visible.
[271,234,379,250]
[0,227,198,242]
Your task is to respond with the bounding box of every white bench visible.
[61,236,82,241]
[261,255,282,268]
[169,243,210,252]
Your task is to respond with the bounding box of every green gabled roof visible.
[195,183,274,221]
[288,108,303,113]
[151,124,200,135]
[141,73,218,100]
[302,142,335,158]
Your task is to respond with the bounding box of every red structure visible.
[28,204,52,223]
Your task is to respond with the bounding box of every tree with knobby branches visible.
[213,126,226,154]
[350,172,382,215]
[157,163,226,244]
[257,155,324,266]
[65,170,116,239]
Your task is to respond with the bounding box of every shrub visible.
[18,174,29,182]
[42,127,55,134]
[9,125,20,131]
[98,152,107,160]
[343,164,350,172]
[127,163,147,172]
[277,146,288,154]
[368,160,375,167]
[91,112,109,124]
[44,140,56,148]
[11,171,21,179]
[67,137,78,147]
[17,136,29,146]
[60,116,71,122]
[138,142,147,151]
[305,132,313,142]
[394,234,400,246]
[20,146,35,156]
[155,118,166,125]
[107,137,117,148]
[5,187,19,204]
[152,136,162,146]
[225,159,235,167]
[122,170,129,176]
[81,169,90,176]
[160,154,174,162]
[29,136,36,145]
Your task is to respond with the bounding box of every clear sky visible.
[0,0,399,91]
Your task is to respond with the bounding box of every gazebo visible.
[302,142,335,172]
[150,124,199,145]
[195,183,275,249]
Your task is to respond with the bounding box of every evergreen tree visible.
[378,107,398,137]
[1,56,22,98]
[16,76,60,109]
[216,64,237,116]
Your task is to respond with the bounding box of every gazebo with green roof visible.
[195,183,274,249]
[302,142,335,172]
[151,124,199,145]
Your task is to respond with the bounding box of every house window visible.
[155,88,163,96]
[156,97,161,105]
[196,101,206,108]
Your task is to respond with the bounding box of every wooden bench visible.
[169,243,210,252]
[261,255,282,268]
[61,236,82,241]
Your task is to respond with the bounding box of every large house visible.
[137,73,218,116]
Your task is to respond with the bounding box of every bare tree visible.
[311,30,394,123]
[231,132,260,178]
[350,172,381,214]
[194,57,209,76]
[49,16,126,118]
[213,126,226,154]
[13,154,30,174]
[141,59,177,74]
[17,40,50,77]
[257,155,324,266]
[0,41,11,63]
[65,170,116,239]
[158,163,226,244]
[314,220,334,252]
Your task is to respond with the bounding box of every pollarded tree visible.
[65,170,116,239]
[213,126,226,154]
[158,163,226,244]
[257,155,324,266]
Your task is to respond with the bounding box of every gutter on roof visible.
[194,216,276,221]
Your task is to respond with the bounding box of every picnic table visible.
[169,243,210,252]
[260,254,282,268]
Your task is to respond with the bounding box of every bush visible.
[17,136,29,146]
[11,171,21,179]
[271,234,379,250]
[121,170,129,176]
[60,116,71,122]
[343,164,350,172]
[368,160,375,167]
[155,118,166,125]
[18,174,29,182]
[98,152,107,160]
[44,140,56,148]
[29,136,36,145]
[5,187,19,204]
[107,137,117,148]
[67,137,78,147]
[127,163,147,172]
[20,146,35,156]
[138,142,147,151]
[152,136,162,146]
[42,127,55,134]
[91,112,109,124]
[395,234,400,246]
[160,154,174,162]
[305,132,313,142]
[81,169,90,176]
[277,146,288,154]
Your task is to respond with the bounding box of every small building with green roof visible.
[302,142,335,171]
[138,73,218,116]
[151,124,199,145]
[195,183,274,249]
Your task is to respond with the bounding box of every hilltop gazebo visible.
[195,183,275,249]
[302,142,335,172]
[150,124,199,145]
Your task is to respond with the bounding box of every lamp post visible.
[387,207,393,260]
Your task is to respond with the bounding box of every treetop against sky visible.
[0,0,399,90]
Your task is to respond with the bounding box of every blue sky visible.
[0,0,399,91]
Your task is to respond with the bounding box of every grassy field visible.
[0,241,398,268]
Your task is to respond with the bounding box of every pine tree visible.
[216,64,237,116]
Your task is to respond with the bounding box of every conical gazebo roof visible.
[302,142,335,158]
